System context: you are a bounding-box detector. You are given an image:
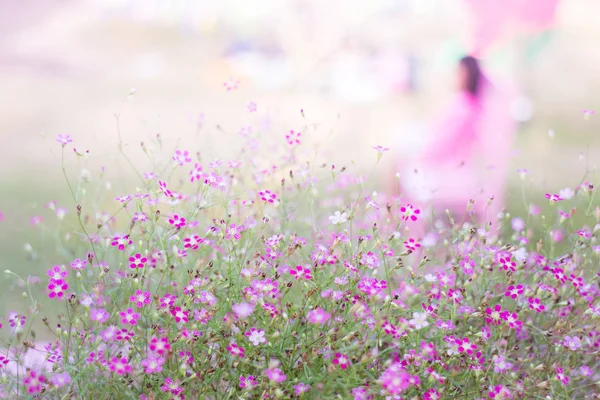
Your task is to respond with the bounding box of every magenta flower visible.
[239,375,257,389]
[141,356,164,374]
[404,238,421,252]
[289,265,312,280]
[485,305,504,325]
[149,336,171,355]
[119,308,140,325]
[47,265,67,281]
[159,180,174,198]
[170,306,189,323]
[226,342,245,358]
[294,382,311,395]
[563,336,582,351]
[332,353,350,370]
[285,130,301,145]
[489,385,511,398]
[50,372,71,388]
[159,293,177,308]
[264,367,286,383]
[225,224,244,240]
[111,234,132,251]
[379,363,410,394]
[545,193,563,202]
[456,337,477,355]
[23,370,46,394]
[70,258,87,270]
[245,328,266,346]
[130,290,151,308]
[56,134,73,146]
[168,214,187,229]
[172,149,192,166]
[307,308,331,324]
[128,253,147,269]
[504,284,524,299]
[400,204,421,221]
[556,367,569,385]
[183,235,204,250]
[258,189,277,203]
[528,297,546,313]
[501,311,522,329]
[47,279,68,299]
[109,357,132,375]
[232,302,254,319]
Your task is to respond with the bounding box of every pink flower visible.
[130,290,151,308]
[285,130,301,145]
[245,328,267,346]
[501,311,522,329]
[372,145,389,152]
[258,189,277,203]
[332,353,350,369]
[57,134,73,146]
[128,253,147,269]
[247,101,257,112]
[504,284,524,299]
[70,258,87,270]
[289,265,312,280]
[159,180,174,198]
[545,193,563,202]
[485,304,505,325]
[225,224,244,240]
[456,337,477,355]
[47,279,68,298]
[489,385,512,398]
[232,302,254,319]
[224,79,239,91]
[168,214,187,229]
[51,372,71,388]
[226,342,245,358]
[149,336,171,355]
[141,356,164,374]
[183,235,204,250]
[563,336,582,351]
[294,383,311,395]
[400,204,421,221]
[172,149,192,166]
[111,234,132,251]
[379,362,410,394]
[423,389,441,400]
[556,367,569,385]
[160,293,177,308]
[264,367,286,383]
[492,355,512,373]
[239,375,258,389]
[23,370,46,394]
[404,238,421,252]
[528,297,546,313]
[307,308,331,324]
[119,308,140,325]
[47,265,68,281]
[170,306,189,323]
[109,357,132,375]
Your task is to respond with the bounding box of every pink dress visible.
[400,82,516,228]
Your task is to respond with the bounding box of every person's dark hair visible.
[459,56,482,97]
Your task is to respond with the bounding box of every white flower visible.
[329,211,348,225]
[247,329,266,346]
[409,312,429,330]
[559,187,574,200]
[424,274,437,283]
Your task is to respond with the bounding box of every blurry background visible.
[1,0,599,304]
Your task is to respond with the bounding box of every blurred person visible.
[394,55,517,234]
